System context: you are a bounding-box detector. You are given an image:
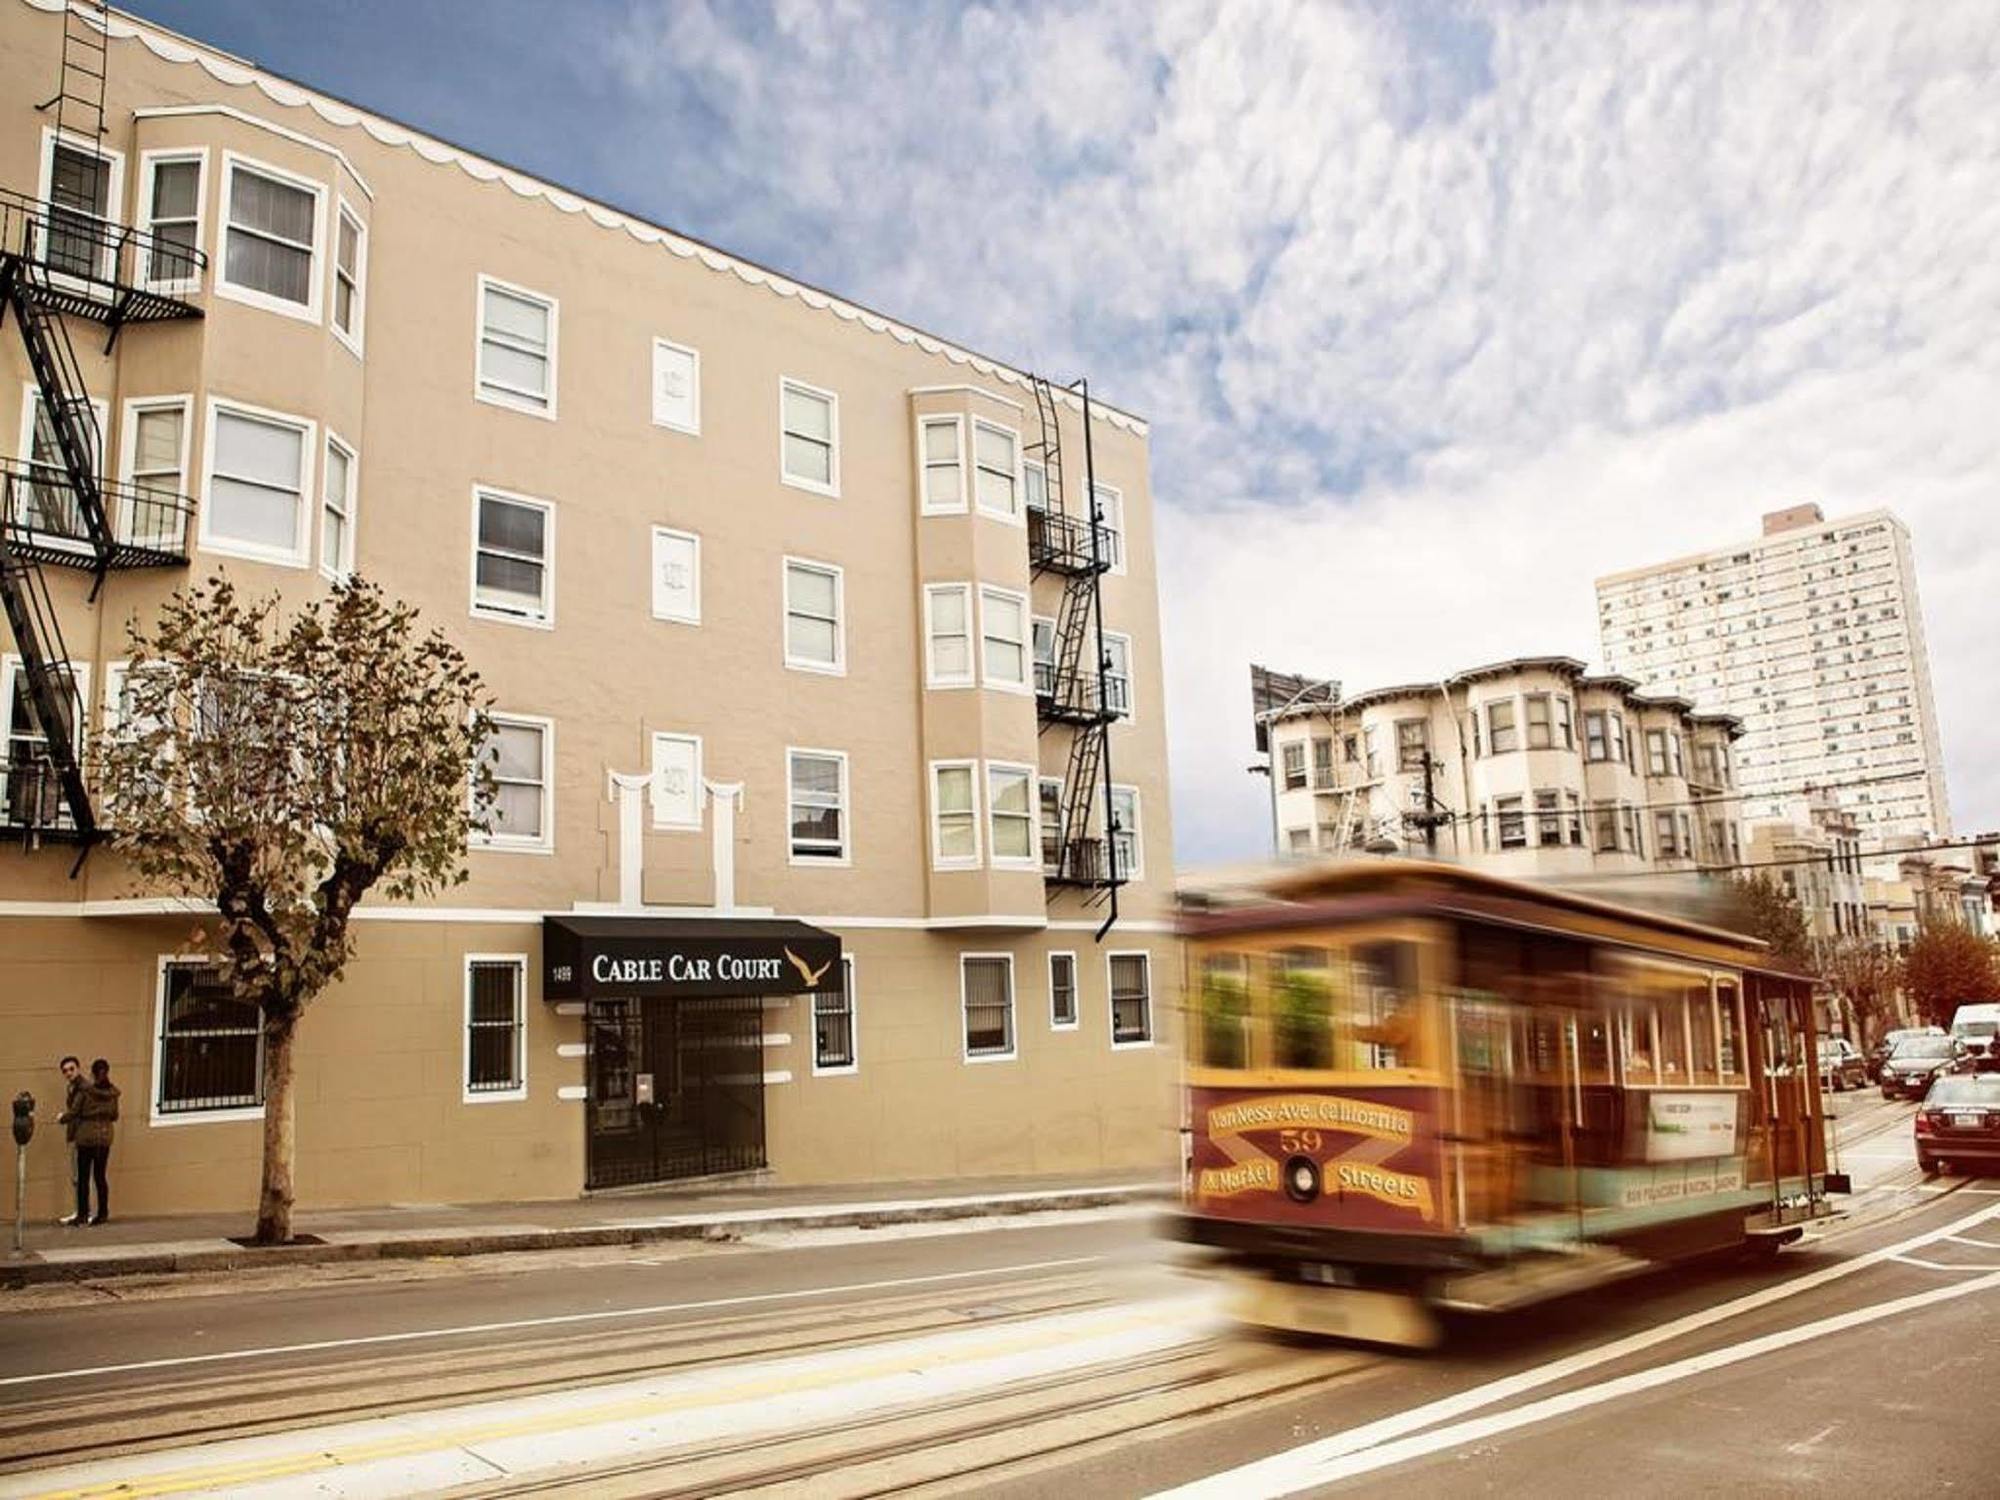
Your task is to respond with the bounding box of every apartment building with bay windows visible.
[1260,657,1745,880]
[0,1,1176,1217]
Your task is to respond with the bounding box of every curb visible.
[1,1184,1170,1287]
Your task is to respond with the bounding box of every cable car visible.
[1172,860,1842,1347]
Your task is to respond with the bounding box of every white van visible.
[1949,1002,2000,1061]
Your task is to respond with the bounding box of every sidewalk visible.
[1,1170,1171,1287]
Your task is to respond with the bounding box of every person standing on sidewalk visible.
[72,1059,120,1227]
[54,1056,85,1226]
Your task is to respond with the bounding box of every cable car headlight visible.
[1283,1154,1322,1204]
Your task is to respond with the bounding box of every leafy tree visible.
[102,576,492,1243]
[1725,876,1818,977]
[1816,938,1903,1047]
[1902,924,2000,1027]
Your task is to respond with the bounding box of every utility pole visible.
[1404,754,1454,857]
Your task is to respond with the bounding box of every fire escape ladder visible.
[6,270,111,583]
[0,514,94,846]
[1028,374,1068,523]
[47,4,112,152]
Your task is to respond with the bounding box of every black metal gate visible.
[585,995,766,1190]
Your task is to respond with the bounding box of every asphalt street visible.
[0,1090,1991,1498]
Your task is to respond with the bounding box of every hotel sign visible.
[542,915,841,1000]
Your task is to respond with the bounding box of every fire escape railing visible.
[0,22,206,858]
[1028,376,1123,924]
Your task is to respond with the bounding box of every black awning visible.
[542,915,842,1001]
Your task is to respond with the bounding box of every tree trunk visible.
[253,1015,298,1244]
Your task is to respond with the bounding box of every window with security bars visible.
[465,959,526,1096]
[1050,952,1078,1027]
[1110,954,1152,1045]
[813,957,856,1071]
[962,956,1015,1058]
[158,962,263,1114]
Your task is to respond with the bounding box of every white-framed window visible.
[1584,710,1610,762]
[217,152,322,320]
[1039,777,1064,873]
[924,582,974,688]
[783,557,844,674]
[987,762,1037,868]
[979,586,1029,691]
[136,148,204,292]
[651,337,700,434]
[199,398,313,567]
[470,486,554,627]
[931,759,980,868]
[971,418,1021,520]
[117,395,190,550]
[1024,459,1049,513]
[38,127,124,285]
[1109,784,1142,881]
[1049,950,1079,1029]
[1646,729,1669,777]
[1101,632,1133,718]
[1525,694,1553,749]
[1031,616,1056,698]
[473,712,553,853]
[1496,794,1527,849]
[152,956,265,1124]
[1108,951,1153,1047]
[780,378,839,496]
[650,525,701,625]
[649,731,702,830]
[812,955,858,1076]
[1092,482,1125,573]
[2,655,87,830]
[15,383,104,557]
[1486,699,1519,754]
[961,953,1016,1062]
[331,200,365,353]
[463,955,527,1102]
[1281,741,1306,790]
[918,414,965,515]
[319,431,357,580]
[787,747,849,864]
[476,275,557,418]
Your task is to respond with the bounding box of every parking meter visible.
[9,1092,29,1258]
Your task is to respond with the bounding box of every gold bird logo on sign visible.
[784,946,833,988]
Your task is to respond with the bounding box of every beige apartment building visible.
[1596,504,1951,844]
[0,1,1178,1218]
[1260,657,1745,880]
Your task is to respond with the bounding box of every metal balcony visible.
[0,754,91,844]
[1045,836,1124,890]
[1034,661,1130,727]
[1027,506,1113,578]
[0,187,206,327]
[1,459,193,570]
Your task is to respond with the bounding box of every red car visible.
[1914,1073,2000,1176]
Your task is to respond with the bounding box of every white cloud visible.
[604,0,2000,861]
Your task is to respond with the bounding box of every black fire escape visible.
[1028,375,1123,926]
[0,2,201,855]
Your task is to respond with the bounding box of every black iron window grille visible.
[1110,954,1151,1045]
[466,959,525,1094]
[962,956,1014,1058]
[813,957,856,1071]
[159,962,263,1114]
[1050,952,1078,1027]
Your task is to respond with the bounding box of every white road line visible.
[1892,1254,2000,1273]
[1947,1234,2000,1249]
[1179,1269,2000,1494]
[1156,1195,2000,1500]
[0,1255,1106,1390]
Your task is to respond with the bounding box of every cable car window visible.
[1271,948,1336,1070]
[1688,978,1719,1082]
[1352,940,1416,1069]
[1197,953,1251,1069]
[1716,978,1745,1081]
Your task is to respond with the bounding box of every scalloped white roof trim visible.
[40,0,1146,437]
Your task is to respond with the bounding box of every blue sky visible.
[125,1,2000,861]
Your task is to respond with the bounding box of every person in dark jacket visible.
[71,1059,119,1226]
[55,1056,84,1226]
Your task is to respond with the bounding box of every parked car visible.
[1866,1026,1945,1083]
[1914,1072,2000,1175]
[1881,1034,1963,1100]
[1817,1036,1867,1092]
[1948,1003,2000,1066]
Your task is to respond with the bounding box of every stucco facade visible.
[0,1,1179,1218]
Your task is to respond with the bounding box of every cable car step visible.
[1434,1244,1651,1313]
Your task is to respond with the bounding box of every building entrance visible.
[585,994,767,1189]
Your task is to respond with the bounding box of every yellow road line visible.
[23,1303,1208,1500]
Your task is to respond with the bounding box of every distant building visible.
[1746,792,1868,947]
[1258,656,1745,879]
[1595,505,1950,844]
